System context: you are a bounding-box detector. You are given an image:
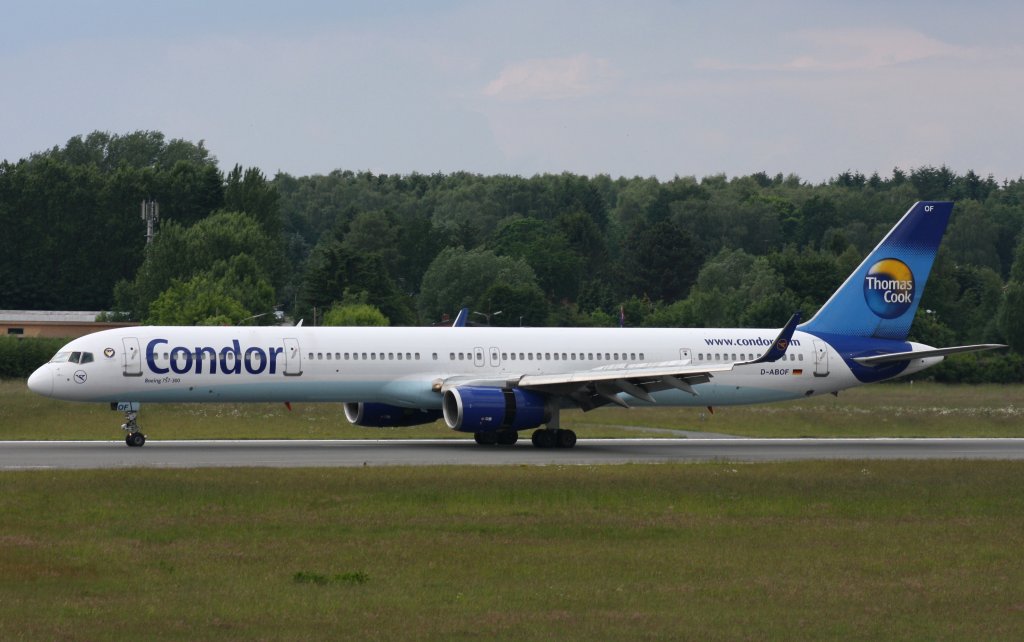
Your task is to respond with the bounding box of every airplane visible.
[27,201,1004,449]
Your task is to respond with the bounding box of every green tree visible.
[147,274,248,325]
[944,201,1001,273]
[619,219,703,302]
[145,254,276,326]
[476,282,549,327]
[117,211,283,319]
[488,217,583,301]
[998,240,1024,351]
[998,282,1024,352]
[300,235,415,325]
[418,247,539,323]
[323,303,389,326]
[224,165,282,238]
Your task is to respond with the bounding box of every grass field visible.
[2,379,1022,440]
[2,462,1023,640]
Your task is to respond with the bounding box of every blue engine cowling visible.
[344,402,442,427]
[442,387,549,432]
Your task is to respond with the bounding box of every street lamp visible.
[239,308,282,325]
[471,310,503,326]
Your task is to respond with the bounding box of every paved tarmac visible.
[3,438,1024,470]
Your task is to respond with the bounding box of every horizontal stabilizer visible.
[853,344,1007,366]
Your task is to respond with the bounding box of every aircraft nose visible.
[27,366,53,397]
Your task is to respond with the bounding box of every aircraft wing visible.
[853,343,1006,366]
[513,312,802,410]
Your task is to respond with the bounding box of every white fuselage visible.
[27,325,939,409]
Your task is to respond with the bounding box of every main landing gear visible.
[530,428,577,449]
[473,430,519,446]
[472,428,578,448]
[121,409,147,447]
[470,408,578,449]
[530,408,576,448]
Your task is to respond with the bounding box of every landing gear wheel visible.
[121,409,146,447]
[531,429,556,449]
[474,432,498,446]
[497,430,518,446]
[556,429,577,449]
[531,429,577,449]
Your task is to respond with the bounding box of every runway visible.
[3,438,1024,470]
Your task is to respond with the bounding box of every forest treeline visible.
[2,130,1023,381]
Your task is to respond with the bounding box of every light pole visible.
[471,310,503,326]
[239,309,280,325]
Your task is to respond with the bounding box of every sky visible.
[2,0,1022,183]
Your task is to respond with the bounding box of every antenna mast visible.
[141,200,159,244]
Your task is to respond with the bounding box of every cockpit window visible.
[48,351,94,364]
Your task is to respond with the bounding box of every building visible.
[0,311,138,339]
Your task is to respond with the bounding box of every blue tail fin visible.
[799,201,953,341]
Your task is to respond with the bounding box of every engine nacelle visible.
[344,402,442,427]
[442,387,549,433]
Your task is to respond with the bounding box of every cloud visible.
[482,53,616,100]
[698,28,973,72]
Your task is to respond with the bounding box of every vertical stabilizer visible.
[800,201,953,340]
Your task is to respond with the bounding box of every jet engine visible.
[344,402,442,427]
[442,387,549,432]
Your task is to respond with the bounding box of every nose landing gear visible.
[121,410,147,447]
